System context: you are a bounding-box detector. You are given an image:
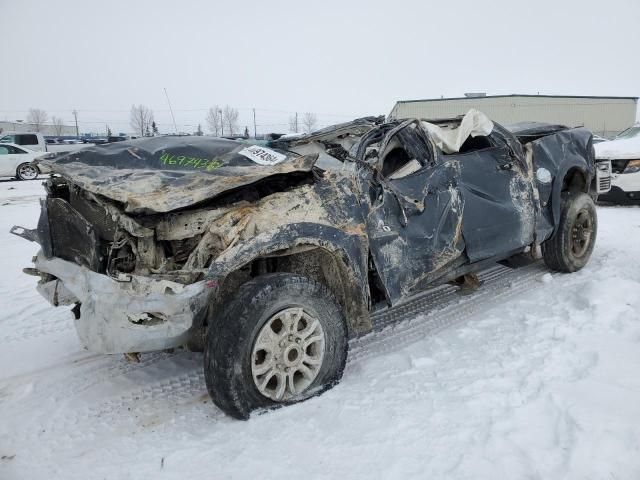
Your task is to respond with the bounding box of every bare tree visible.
[302,112,317,133]
[130,104,154,137]
[288,113,299,133]
[51,116,65,136]
[27,108,48,132]
[223,105,239,136]
[206,106,222,136]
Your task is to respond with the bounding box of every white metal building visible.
[0,121,77,136]
[389,94,638,139]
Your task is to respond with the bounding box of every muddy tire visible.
[204,273,348,420]
[543,192,597,272]
[16,163,39,181]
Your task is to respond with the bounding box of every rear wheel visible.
[204,273,348,419]
[16,163,38,181]
[543,192,597,272]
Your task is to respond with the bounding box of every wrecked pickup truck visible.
[11,109,601,419]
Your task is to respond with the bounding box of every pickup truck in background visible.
[0,132,88,154]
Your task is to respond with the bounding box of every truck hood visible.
[595,136,640,160]
[40,136,317,214]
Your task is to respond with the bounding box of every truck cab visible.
[0,132,88,154]
[0,132,44,151]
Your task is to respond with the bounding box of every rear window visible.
[17,134,39,146]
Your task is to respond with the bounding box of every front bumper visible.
[33,252,210,354]
[35,162,52,175]
[597,186,640,204]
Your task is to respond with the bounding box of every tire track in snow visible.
[7,261,548,451]
[0,311,73,343]
[350,262,548,363]
[43,370,219,446]
[0,289,74,344]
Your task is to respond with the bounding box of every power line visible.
[0,106,362,117]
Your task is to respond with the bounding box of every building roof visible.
[395,94,639,104]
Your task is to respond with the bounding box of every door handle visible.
[498,162,513,171]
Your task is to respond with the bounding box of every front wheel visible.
[204,273,348,419]
[543,191,597,272]
[16,163,39,181]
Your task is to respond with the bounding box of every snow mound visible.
[1,181,639,479]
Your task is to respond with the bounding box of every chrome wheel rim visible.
[18,164,37,180]
[571,209,593,258]
[251,307,325,401]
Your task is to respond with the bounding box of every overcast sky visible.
[1,0,638,135]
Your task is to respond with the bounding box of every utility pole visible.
[163,87,178,134]
[295,112,298,133]
[219,108,224,136]
[72,110,79,137]
[253,108,257,138]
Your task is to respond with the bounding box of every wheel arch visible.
[550,164,590,227]
[206,222,372,335]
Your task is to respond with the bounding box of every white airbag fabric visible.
[421,109,494,154]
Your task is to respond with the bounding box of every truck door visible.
[365,124,466,303]
[447,127,535,262]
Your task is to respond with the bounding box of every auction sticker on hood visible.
[238,145,287,166]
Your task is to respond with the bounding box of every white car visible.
[0,143,48,180]
[595,125,640,204]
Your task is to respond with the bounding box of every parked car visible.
[0,143,48,180]
[0,132,87,154]
[12,110,602,419]
[595,124,640,204]
[82,137,109,145]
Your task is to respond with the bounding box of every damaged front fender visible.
[207,221,371,333]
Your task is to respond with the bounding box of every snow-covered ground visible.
[0,179,639,480]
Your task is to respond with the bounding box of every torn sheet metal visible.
[39,136,317,214]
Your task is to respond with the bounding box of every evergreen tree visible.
[152,121,159,135]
